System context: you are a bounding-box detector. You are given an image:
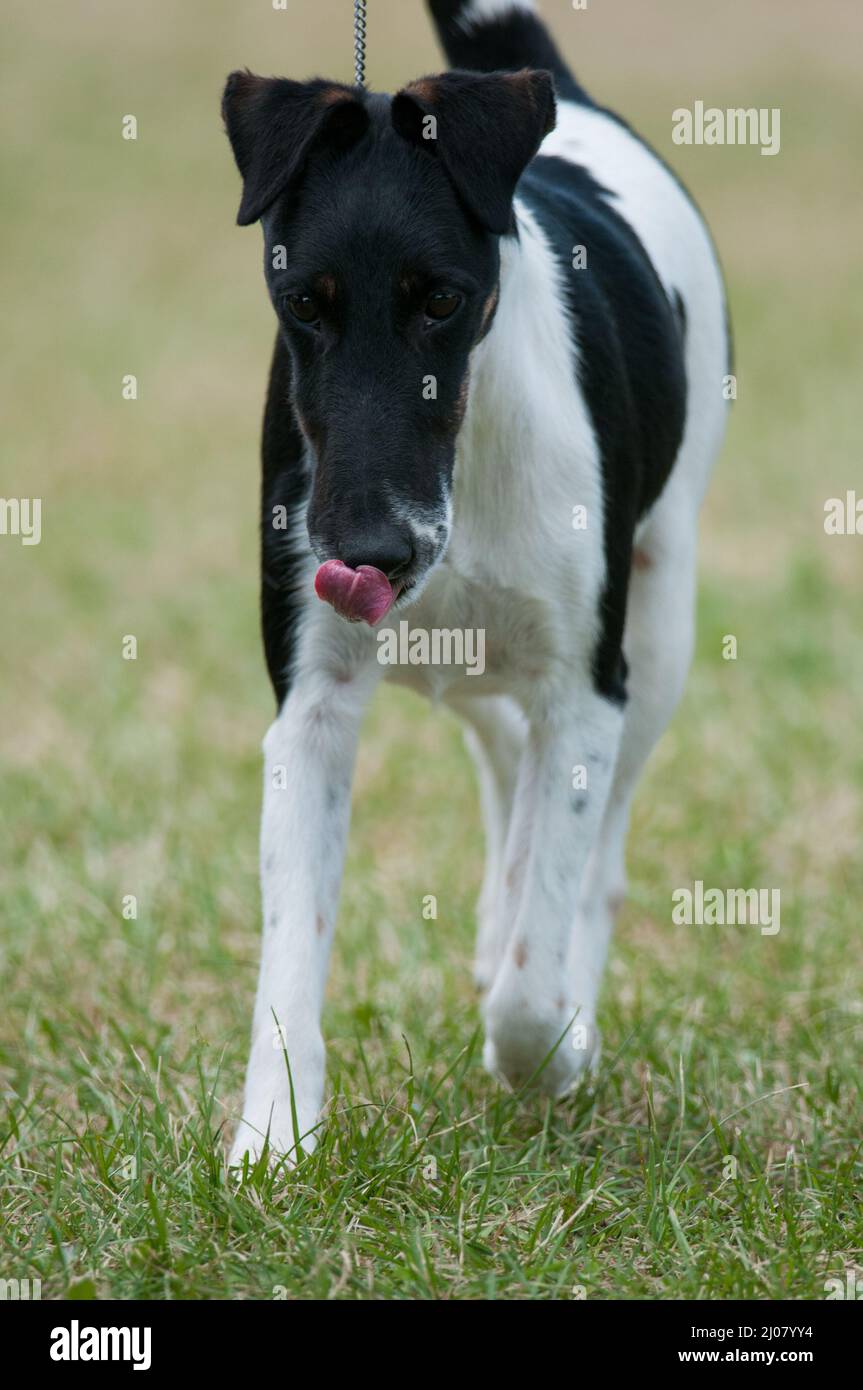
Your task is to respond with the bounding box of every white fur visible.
[230,96,729,1164]
[543,100,731,511]
[230,643,383,1164]
[460,0,536,31]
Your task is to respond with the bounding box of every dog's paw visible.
[483,983,600,1096]
[228,1042,325,1173]
[228,1110,320,1173]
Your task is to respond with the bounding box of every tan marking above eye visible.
[315,274,338,303]
[480,287,499,332]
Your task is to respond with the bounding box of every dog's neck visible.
[457,201,596,499]
[444,201,601,583]
[467,205,572,430]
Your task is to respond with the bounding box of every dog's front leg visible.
[484,681,624,1095]
[230,666,378,1166]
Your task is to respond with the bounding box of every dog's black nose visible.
[339,527,414,580]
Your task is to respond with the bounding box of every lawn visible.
[0,0,860,1299]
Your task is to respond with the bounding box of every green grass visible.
[1,0,861,1299]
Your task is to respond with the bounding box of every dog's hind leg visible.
[451,694,527,991]
[481,678,625,1094]
[478,490,702,1095]
[577,494,699,978]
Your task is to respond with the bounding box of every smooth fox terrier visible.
[222,0,731,1164]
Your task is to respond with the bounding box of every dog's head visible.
[223,68,555,622]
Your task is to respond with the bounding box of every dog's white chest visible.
[379,561,557,702]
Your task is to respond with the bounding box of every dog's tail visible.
[425,1,590,103]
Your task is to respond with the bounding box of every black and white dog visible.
[222,0,730,1164]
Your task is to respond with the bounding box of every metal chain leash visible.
[354,0,367,88]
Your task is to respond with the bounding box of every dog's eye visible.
[287,294,319,325]
[425,291,461,322]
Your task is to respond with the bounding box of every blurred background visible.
[1,1,861,1298]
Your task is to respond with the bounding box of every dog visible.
[222,0,730,1165]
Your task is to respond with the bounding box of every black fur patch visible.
[223,73,369,225]
[517,156,688,704]
[392,67,555,235]
[260,334,312,706]
[427,0,591,106]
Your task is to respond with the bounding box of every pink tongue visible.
[314,559,397,626]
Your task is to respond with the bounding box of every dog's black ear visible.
[222,71,369,226]
[391,68,556,235]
